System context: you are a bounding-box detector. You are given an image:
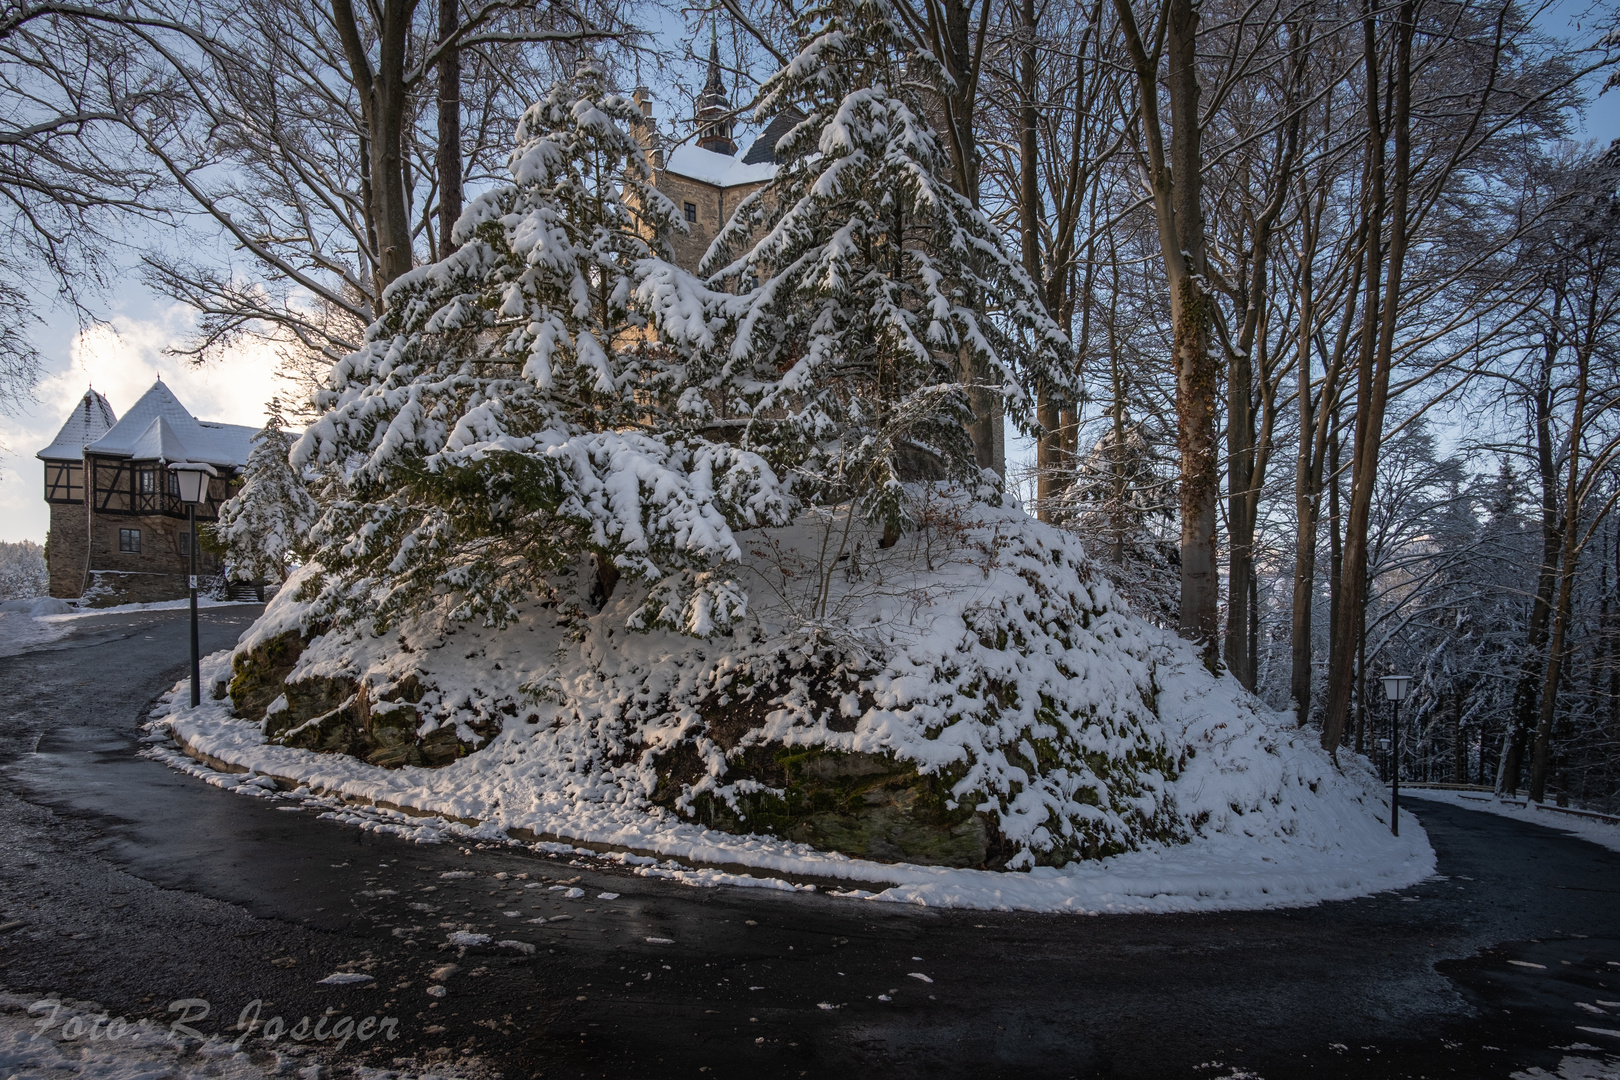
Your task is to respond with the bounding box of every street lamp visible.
[1381,674,1415,836]
[171,462,215,708]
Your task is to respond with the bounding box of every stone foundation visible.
[80,570,190,606]
[46,503,87,599]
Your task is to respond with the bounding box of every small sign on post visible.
[189,575,198,589]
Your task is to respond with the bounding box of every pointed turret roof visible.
[81,379,256,467]
[37,388,117,461]
[702,28,727,103]
[125,414,192,462]
[695,25,737,156]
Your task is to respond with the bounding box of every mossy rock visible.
[657,744,1005,869]
[229,630,308,723]
[278,702,362,754]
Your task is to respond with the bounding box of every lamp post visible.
[171,462,215,708]
[1381,674,1415,836]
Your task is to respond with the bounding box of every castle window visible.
[684,202,697,223]
[137,468,157,494]
[167,471,180,496]
[119,528,141,554]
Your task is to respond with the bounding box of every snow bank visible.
[0,610,73,657]
[36,596,262,621]
[149,496,1434,913]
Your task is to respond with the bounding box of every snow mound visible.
[153,494,1433,910]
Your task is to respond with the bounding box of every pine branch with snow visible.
[697,0,1075,539]
[291,63,791,632]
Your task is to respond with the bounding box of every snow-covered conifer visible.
[216,398,317,583]
[700,0,1074,538]
[293,63,789,631]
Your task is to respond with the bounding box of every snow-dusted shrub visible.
[291,63,790,633]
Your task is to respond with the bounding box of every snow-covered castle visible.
[632,36,794,271]
[38,381,254,604]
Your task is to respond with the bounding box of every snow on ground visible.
[152,654,1434,914]
[145,499,1436,914]
[34,596,263,621]
[1514,1053,1620,1079]
[0,611,73,657]
[1406,788,1620,854]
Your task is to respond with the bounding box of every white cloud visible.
[0,304,282,544]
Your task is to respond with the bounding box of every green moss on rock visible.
[228,630,307,723]
[656,744,1007,869]
[227,634,478,770]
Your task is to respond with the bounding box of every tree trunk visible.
[1322,1,1413,755]
[1290,186,1358,723]
[436,0,463,258]
[1452,687,1467,783]
[332,0,417,307]
[1223,67,1298,692]
[1529,328,1591,803]
[1328,413,1344,664]
[1226,330,1255,687]
[1291,315,1318,720]
[1355,579,1367,753]
[931,0,1001,470]
[1018,0,1057,512]
[1113,0,1218,668]
[1501,343,1561,795]
[1167,0,1218,668]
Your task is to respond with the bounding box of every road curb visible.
[165,724,891,895]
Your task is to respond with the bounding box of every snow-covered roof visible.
[37,389,117,461]
[740,109,803,166]
[663,143,776,188]
[79,380,256,469]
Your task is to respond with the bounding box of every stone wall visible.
[653,172,767,272]
[88,512,216,579]
[81,569,190,606]
[46,502,88,599]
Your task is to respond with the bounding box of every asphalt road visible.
[2,607,1618,1080]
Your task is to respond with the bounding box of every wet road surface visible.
[2,607,1619,1078]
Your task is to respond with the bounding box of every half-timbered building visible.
[39,380,255,604]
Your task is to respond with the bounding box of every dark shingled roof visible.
[741,108,805,165]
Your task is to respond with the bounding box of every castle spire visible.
[695,23,736,156]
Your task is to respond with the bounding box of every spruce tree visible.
[216,398,317,583]
[700,0,1074,539]
[292,63,788,632]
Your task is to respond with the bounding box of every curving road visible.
[2,607,1619,1079]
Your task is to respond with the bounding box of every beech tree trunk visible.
[1167,0,1219,667]
[1018,0,1059,512]
[1291,221,1359,721]
[1321,1,1414,755]
[332,0,417,306]
[1529,297,1595,803]
[1114,0,1219,668]
[436,0,463,257]
[1500,343,1561,794]
[926,0,1003,472]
